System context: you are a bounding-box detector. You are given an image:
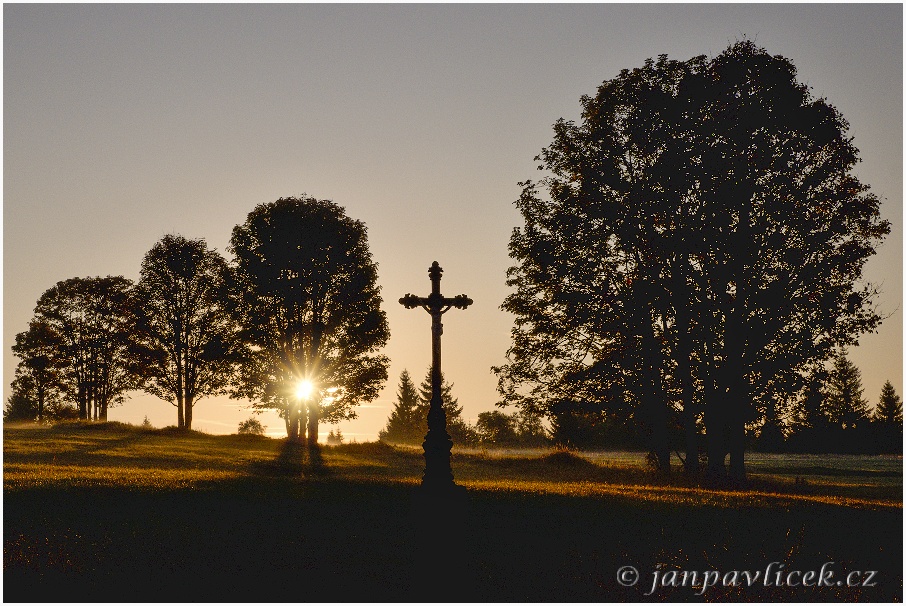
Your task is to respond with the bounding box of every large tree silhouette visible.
[495,53,706,473]
[229,196,390,443]
[133,235,240,431]
[30,276,139,420]
[4,375,40,422]
[496,41,888,479]
[684,42,887,478]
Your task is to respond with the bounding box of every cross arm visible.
[399,294,428,309]
[442,294,474,310]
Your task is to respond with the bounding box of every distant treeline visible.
[547,352,904,457]
[378,359,902,456]
[378,369,547,449]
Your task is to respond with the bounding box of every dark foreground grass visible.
[4,423,902,602]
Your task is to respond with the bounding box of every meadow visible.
[4,422,902,602]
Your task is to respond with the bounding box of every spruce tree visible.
[417,369,462,420]
[790,367,830,432]
[417,368,476,445]
[873,380,903,454]
[826,352,870,430]
[874,381,903,425]
[378,370,422,444]
[787,366,831,452]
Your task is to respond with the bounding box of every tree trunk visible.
[704,367,727,478]
[674,262,699,476]
[287,408,299,440]
[78,386,87,420]
[286,405,308,441]
[679,356,698,476]
[177,393,185,430]
[37,384,44,423]
[307,401,318,447]
[716,335,746,480]
[728,421,746,480]
[727,186,753,482]
[184,395,193,431]
[640,299,670,474]
[727,378,748,481]
[176,324,185,430]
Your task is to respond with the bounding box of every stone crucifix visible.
[400,261,473,491]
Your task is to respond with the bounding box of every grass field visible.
[4,422,902,602]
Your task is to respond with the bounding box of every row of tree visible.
[8,197,390,444]
[493,41,893,478]
[379,369,547,448]
[374,354,901,454]
[533,351,903,455]
[780,356,902,454]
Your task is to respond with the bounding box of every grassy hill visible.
[4,422,902,601]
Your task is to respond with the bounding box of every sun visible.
[295,380,314,400]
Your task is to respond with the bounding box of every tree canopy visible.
[133,234,240,430]
[229,196,390,443]
[29,276,139,421]
[495,41,889,478]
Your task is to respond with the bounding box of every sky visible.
[4,3,902,440]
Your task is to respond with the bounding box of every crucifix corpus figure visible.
[399,261,472,492]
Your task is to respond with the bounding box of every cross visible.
[400,261,472,490]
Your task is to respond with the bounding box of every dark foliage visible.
[495,41,889,478]
[26,276,140,421]
[228,196,390,442]
[10,320,63,422]
[873,381,903,454]
[379,370,423,444]
[133,234,241,430]
[825,351,871,431]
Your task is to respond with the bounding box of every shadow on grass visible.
[4,475,902,602]
[249,439,330,478]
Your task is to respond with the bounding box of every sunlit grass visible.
[4,422,902,602]
[4,422,900,508]
[4,463,241,490]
